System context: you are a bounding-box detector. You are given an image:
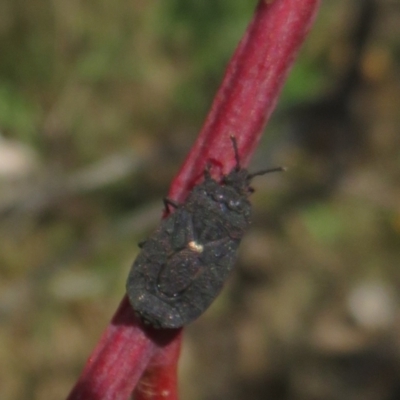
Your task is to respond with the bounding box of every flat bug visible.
[126,137,283,329]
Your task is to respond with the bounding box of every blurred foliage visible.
[1,1,400,400]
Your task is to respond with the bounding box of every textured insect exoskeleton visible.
[126,137,283,328]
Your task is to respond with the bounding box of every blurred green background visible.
[1,0,400,399]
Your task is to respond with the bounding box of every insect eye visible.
[212,192,225,202]
[228,199,242,211]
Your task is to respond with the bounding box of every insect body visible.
[126,137,282,328]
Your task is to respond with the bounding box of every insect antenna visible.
[248,166,286,180]
[230,135,241,171]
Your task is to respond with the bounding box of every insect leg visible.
[203,163,212,180]
[163,198,180,213]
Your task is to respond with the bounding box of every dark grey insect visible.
[126,137,283,329]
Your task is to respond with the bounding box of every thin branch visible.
[66,1,320,399]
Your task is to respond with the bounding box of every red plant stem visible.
[66,1,320,399]
[67,297,182,400]
[169,0,320,202]
[133,331,182,400]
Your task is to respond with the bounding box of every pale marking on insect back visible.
[188,241,204,253]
